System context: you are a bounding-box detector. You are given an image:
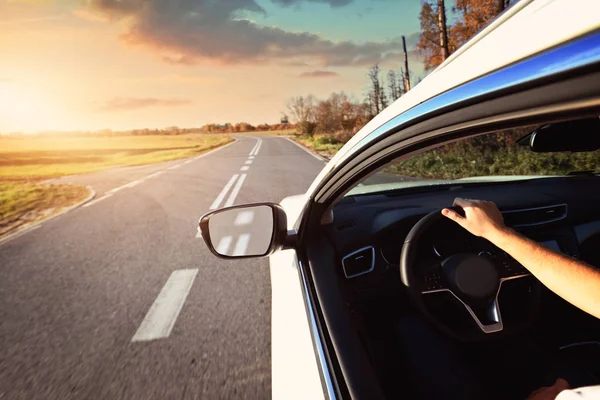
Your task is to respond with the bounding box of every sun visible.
[0,83,58,132]
[0,84,44,119]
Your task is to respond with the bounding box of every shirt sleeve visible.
[556,386,600,399]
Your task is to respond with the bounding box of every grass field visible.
[238,128,296,136]
[290,134,345,159]
[0,133,233,239]
[0,134,234,179]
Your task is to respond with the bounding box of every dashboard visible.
[328,176,600,293]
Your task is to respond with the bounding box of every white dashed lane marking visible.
[216,236,233,254]
[232,233,251,256]
[132,269,198,342]
[234,211,255,226]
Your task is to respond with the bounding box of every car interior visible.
[303,116,600,399]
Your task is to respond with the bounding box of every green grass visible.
[0,182,90,236]
[289,134,345,158]
[385,146,600,179]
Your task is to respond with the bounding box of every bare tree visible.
[387,70,401,101]
[368,64,388,114]
[367,64,381,115]
[287,95,317,135]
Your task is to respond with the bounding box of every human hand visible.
[441,198,507,240]
[526,378,571,400]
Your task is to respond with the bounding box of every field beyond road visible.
[0,134,234,179]
[0,133,233,239]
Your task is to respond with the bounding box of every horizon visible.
[0,0,426,133]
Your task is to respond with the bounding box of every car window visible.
[347,120,600,197]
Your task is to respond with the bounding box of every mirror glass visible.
[208,205,274,257]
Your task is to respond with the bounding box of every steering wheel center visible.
[443,254,499,299]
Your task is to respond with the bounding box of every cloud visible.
[0,15,63,25]
[87,0,403,67]
[403,31,421,49]
[98,97,192,112]
[271,0,353,7]
[298,70,339,78]
[72,8,109,23]
[170,74,223,84]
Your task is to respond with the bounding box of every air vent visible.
[342,246,375,278]
[502,204,567,227]
[335,221,355,231]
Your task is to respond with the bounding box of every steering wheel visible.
[400,208,540,341]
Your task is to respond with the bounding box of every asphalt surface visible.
[0,135,325,400]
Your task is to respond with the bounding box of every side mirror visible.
[198,203,291,259]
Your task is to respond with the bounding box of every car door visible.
[292,27,600,400]
[198,3,600,398]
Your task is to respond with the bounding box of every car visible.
[198,1,600,398]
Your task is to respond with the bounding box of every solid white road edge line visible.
[283,137,326,161]
[131,268,198,342]
[0,186,95,247]
[233,234,251,256]
[83,194,112,208]
[224,173,247,207]
[210,174,239,210]
[147,171,163,178]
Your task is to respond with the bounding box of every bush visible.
[333,131,354,144]
[297,121,317,136]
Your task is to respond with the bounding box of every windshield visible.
[347,124,600,196]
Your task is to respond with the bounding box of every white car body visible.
[269,0,600,398]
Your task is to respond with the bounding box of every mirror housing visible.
[198,203,292,259]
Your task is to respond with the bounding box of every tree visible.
[417,0,508,71]
[367,64,387,115]
[387,70,401,101]
[452,0,509,48]
[287,95,317,135]
[400,67,407,94]
[437,0,450,60]
[417,1,456,71]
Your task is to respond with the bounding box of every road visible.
[0,135,325,400]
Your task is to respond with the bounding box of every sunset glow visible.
[0,0,424,133]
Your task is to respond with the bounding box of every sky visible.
[0,0,425,133]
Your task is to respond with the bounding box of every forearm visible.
[489,228,600,319]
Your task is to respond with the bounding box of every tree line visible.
[288,64,408,137]
[3,122,294,137]
[289,0,510,139]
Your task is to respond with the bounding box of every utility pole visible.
[402,35,411,92]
